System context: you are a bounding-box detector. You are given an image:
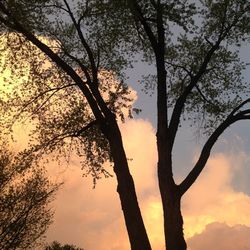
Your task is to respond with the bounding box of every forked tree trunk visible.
[158,155,187,250]
[104,115,151,250]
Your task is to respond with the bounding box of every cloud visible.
[182,153,250,241]
[45,122,250,250]
[187,222,250,250]
[45,118,160,250]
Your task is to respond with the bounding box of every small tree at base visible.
[0,146,60,250]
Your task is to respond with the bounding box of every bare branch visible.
[179,108,250,195]
[165,61,193,78]
[229,98,250,116]
[42,4,69,13]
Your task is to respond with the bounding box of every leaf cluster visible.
[0,145,60,250]
[0,31,134,182]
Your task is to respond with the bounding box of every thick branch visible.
[168,2,248,150]
[0,4,104,122]
[179,108,250,196]
[128,0,158,52]
[168,39,222,150]
[229,98,250,116]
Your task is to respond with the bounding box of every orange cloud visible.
[45,118,160,249]
[45,121,250,250]
[182,152,250,248]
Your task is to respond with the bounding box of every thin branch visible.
[74,119,99,136]
[10,84,77,128]
[42,4,69,13]
[29,90,58,116]
[229,98,250,116]
[165,61,193,78]
[204,37,214,47]
[235,109,250,117]
[194,84,218,108]
[149,0,157,9]
[37,120,99,151]
[63,0,98,83]
[62,48,92,83]
[22,84,77,113]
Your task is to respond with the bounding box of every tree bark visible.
[164,197,187,250]
[104,115,151,250]
[162,192,186,250]
[158,158,187,250]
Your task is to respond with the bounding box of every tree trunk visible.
[160,183,187,250]
[165,199,186,250]
[104,115,151,250]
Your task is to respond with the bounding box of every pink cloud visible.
[183,153,250,240]
[45,119,159,249]
[188,222,250,250]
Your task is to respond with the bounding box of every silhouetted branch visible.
[179,107,250,195]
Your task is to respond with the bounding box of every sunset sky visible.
[1,32,250,250]
[43,44,250,249]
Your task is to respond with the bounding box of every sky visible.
[41,116,250,250]
[1,11,250,250]
[1,43,250,250]
[48,115,247,250]
[41,44,250,249]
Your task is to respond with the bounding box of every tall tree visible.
[0,146,60,250]
[0,0,249,249]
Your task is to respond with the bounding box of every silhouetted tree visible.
[0,146,60,250]
[0,1,249,249]
[45,241,84,250]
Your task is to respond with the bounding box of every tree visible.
[0,0,249,249]
[44,241,84,250]
[0,145,60,250]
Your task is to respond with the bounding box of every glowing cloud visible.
[45,118,160,250]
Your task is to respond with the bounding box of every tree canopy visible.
[45,241,84,250]
[0,145,60,250]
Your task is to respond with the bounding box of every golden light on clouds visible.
[183,153,250,241]
[1,34,250,250]
[42,117,250,250]
[4,110,250,249]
